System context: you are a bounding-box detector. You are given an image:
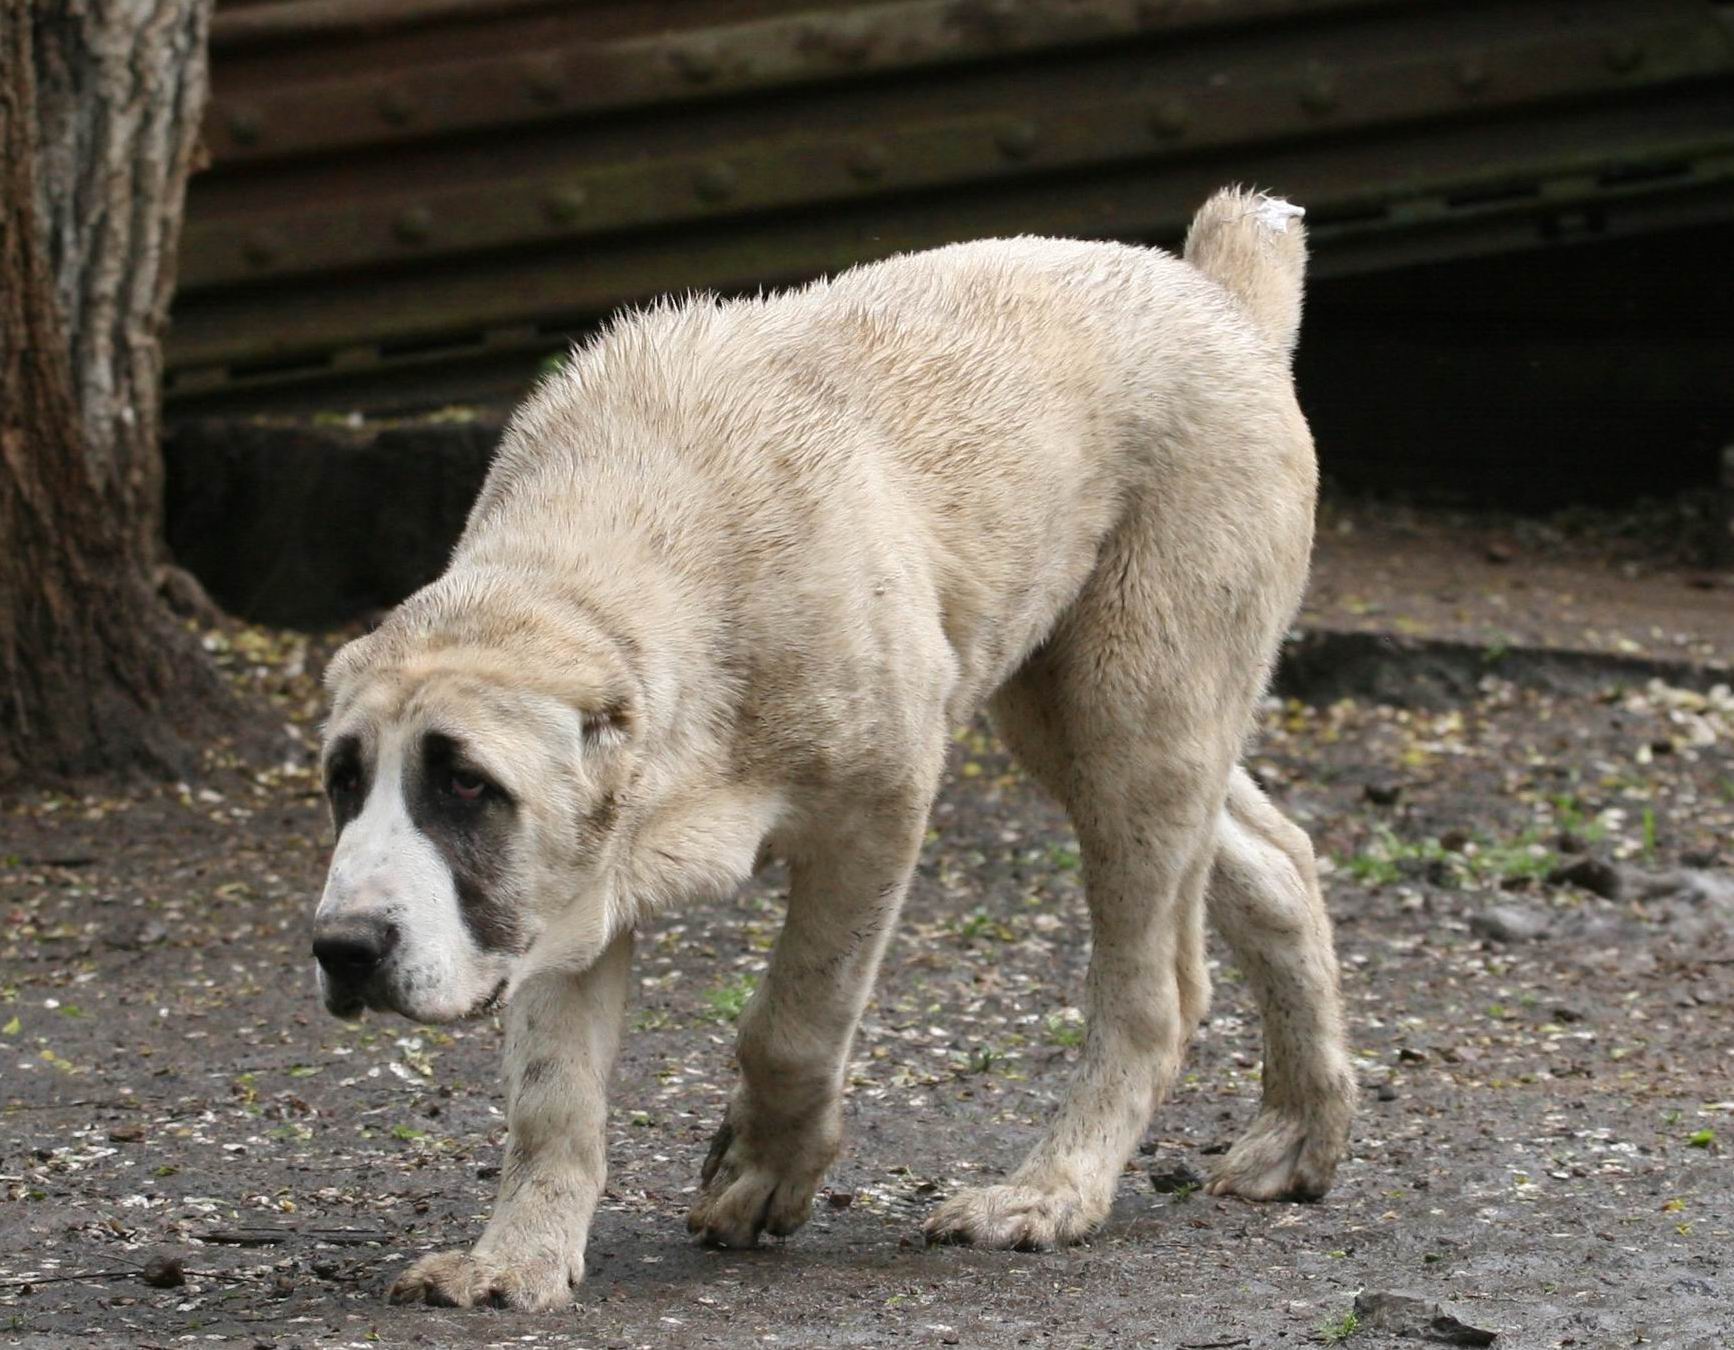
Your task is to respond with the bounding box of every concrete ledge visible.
[165,417,1734,706]
[166,415,501,628]
[1276,628,1733,708]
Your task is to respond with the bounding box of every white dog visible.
[312,187,1355,1310]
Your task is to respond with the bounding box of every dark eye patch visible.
[422,732,512,809]
[407,731,525,954]
[324,735,367,834]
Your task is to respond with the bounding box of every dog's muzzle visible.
[312,914,400,1017]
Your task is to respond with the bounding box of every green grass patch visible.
[1549,793,1608,843]
[954,908,1018,942]
[1043,1012,1085,1049]
[1045,843,1081,871]
[703,974,757,1023]
[1343,825,1557,889]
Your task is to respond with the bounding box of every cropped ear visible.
[322,630,383,697]
[580,694,634,749]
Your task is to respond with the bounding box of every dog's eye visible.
[449,772,488,802]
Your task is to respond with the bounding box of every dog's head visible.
[310,580,639,1023]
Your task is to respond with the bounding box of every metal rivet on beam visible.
[672,47,718,83]
[694,162,737,202]
[226,107,263,146]
[846,142,888,182]
[829,31,872,65]
[1454,56,1489,93]
[1604,38,1644,73]
[1299,66,1338,114]
[376,89,415,126]
[543,187,587,225]
[393,207,434,244]
[1149,95,1190,137]
[525,61,563,105]
[242,231,281,268]
[996,121,1039,160]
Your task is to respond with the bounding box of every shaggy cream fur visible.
[315,187,1355,1310]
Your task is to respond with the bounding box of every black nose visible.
[313,917,399,981]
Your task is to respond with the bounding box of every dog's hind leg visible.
[927,609,1242,1248]
[1203,766,1355,1200]
[687,749,945,1249]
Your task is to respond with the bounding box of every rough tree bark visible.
[0,0,232,784]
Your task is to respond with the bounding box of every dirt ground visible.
[3,503,1732,1350]
[1304,497,1733,669]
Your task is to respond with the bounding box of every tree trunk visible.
[0,0,230,784]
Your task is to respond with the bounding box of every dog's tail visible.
[1183,186,1308,360]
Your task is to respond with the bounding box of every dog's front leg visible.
[390,930,633,1310]
[687,790,934,1248]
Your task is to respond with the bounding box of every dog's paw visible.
[387,1248,580,1310]
[923,1182,1102,1251]
[1205,1107,1349,1202]
[685,1118,830,1248]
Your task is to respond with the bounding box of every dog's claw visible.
[687,1114,830,1247]
[1205,1106,1350,1202]
[923,1183,1102,1251]
[388,1249,579,1311]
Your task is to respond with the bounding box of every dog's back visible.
[465,193,1314,726]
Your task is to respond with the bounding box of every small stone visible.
[1354,1290,1497,1345]
[1148,1160,1204,1194]
[1439,828,1470,853]
[1548,856,1622,899]
[1364,781,1402,806]
[141,1255,185,1289]
[107,1122,146,1143]
[1398,1047,1427,1063]
[1376,1083,1398,1102]
[1484,542,1515,564]
[826,1190,855,1210]
[1552,1006,1585,1023]
[1470,904,1550,943]
[1639,868,1734,908]
[104,919,169,951]
[1556,830,1586,854]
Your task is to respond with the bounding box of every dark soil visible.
[3,522,1732,1349]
